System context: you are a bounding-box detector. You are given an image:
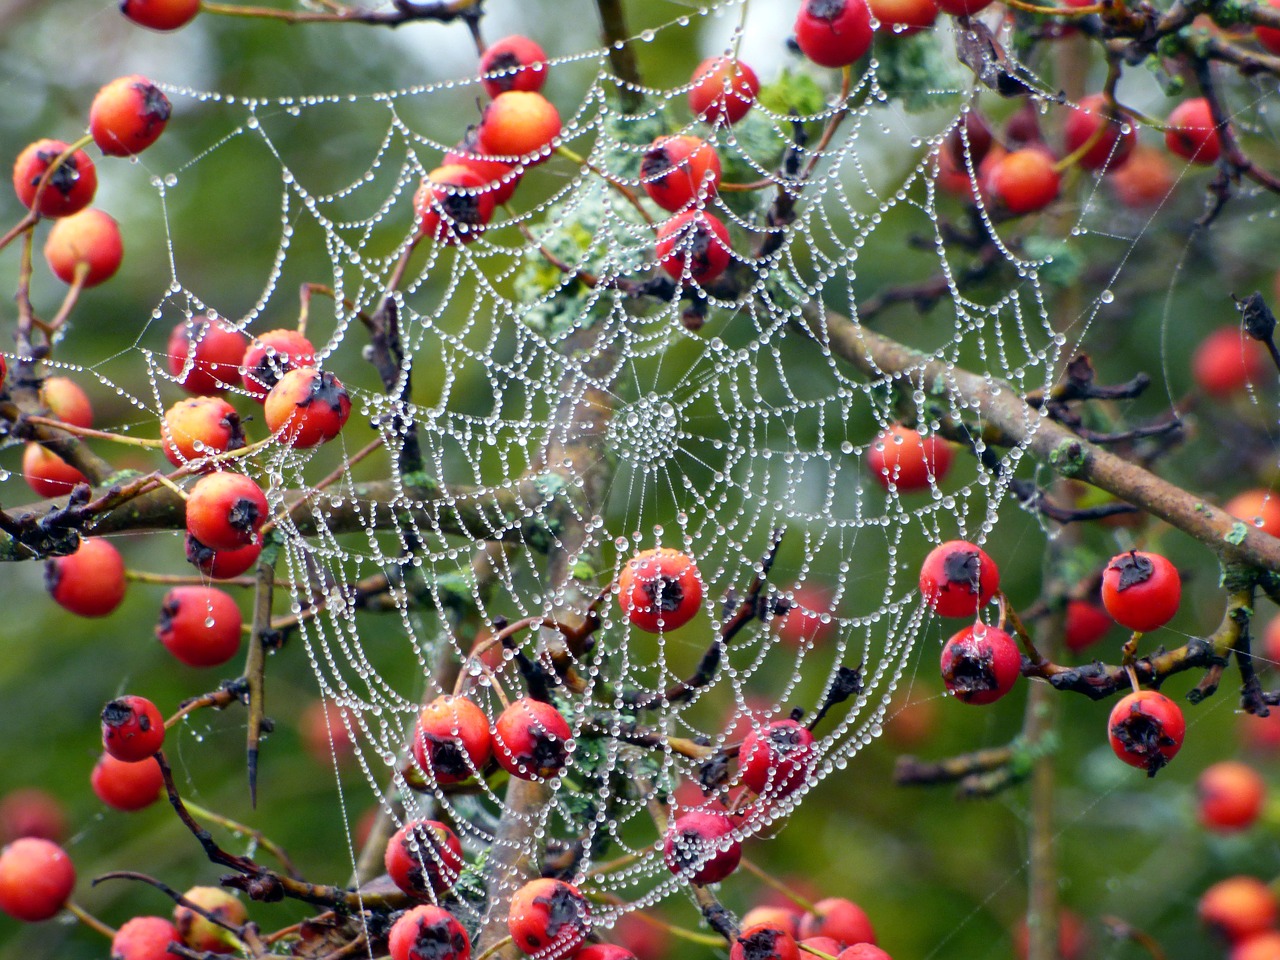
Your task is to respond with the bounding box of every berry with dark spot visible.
[12,139,97,218]
[1165,98,1220,165]
[185,472,268,551]
[384,820,464,897]
[415,165,497,245]
[411,695,493,785]
[730,922,801,960]
[479,36,548,98]
[89,75,172,156]
[494,698,572,781]
[111,915,182,960]
[508,878,592,960]
[641,136,722,213]
[617,548,704,633]
[739,719,815,796]
[240,329,316,400]
[939,625,1021,705]
[1107,690,1184,777]
[1100,550,1180,633]
[102,695,165,763]
[654,210,732,286]
[663,811,741,884]
[184,533,262,580]
[162,397,245,467]
[388,905,471,960]
[264,367,352,448]
[91,754,164,811]
[46,538,127,618]
[173,886,246,954]
[0,838,74,922]
[157,586,243,668]
[444,131,522,205]
[168,316,248,396]
[918,540,999,619]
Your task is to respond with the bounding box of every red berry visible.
[776,586,836,647]
[111,916,182,960]
[1063,94,1135,171]
[41,375,94,428]
[1107,690,1185,776]
[794,0,874,69]
[23,443,87,499]
[102,695,166,762]
[1064,600,1113,652]
[983,148,1061,215]
[868,0,938,31]
[1233,931,1280,960]
[476,91,561,163]
[739,718,815,796]
[444,134,522,205]
[1200,876,1279,943]
[0,837,74,922]
[91,753,164,811]
[389,905,471,960]
[939,625,1021,705]
[731,923,801,960]
[241,328,316,400]
[1100,550,1180,632]
[577,946,638,960]
[414,165,497,245]
[173,887,246,953]
[168,316,249,396]
[494,697,572,780]
[384,820,464,897]
[300,700,355,767]
[89,75,172,156]
[654,210,732,286]
[918,540,999,618]
[184,533,262,580]
[867,424,953,492]
[1108,144,1175,209]
[185,472,269,551]
[479,35,548,98]
[1225,489,1280,538]
[12,139,97,218]
[1192,327,1268,397]
[798,898,876,947]
[1165,98,1221,164]
[688,57,760,126]
[800,937,844,956]
[663,811,741,884]
[1258,0,1280,53]
[162,397,245,467]
[508,878,592,960]
[933,0,995,15]
[411,695,493,785]
[641,136,722,213]
[45,537,126,617]
[43,208,123,287]
[1197,761,1266,832]
[264,367,352,448]
[121,0,200,30]
[743,907,802,938]
[0,789,67,844]
[616,548,704,633]
[157,586,243,667]
[836,947,892,960]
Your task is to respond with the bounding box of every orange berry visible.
[983,148,1061,215]
[12,140,96,218]
[89,75,172,156]
[43,209,123,287]
[22,443,87,499]
[476,91,561,163]
[1200,876,1279,943]
[1192,327,1268,397]
[1197,761,1266,832]
[264,367,352,448]
[413,165,496,245]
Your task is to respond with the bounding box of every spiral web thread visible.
[29,0,1182,944]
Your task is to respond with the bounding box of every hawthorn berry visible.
[794,0,874,69]
[12,139,97,218]
[90,75,172,156]
[933,0,995,15]
[45,537,126,617]
[444,133,522,205]
[798,898,876,947]
[866,423,953,492]
[121,0,200,30]
[43,209,123,287]
[494,697,572,780]
[476,91,561,163]
[731,923,802,960]
[240,328,316,400]
[300,700,356,767]
[739,718,815,796]
[1064,600,1113,652]
[162,397,245,467]
[1165,98,1221,165]
[184,533,262,580]
[655,210,733,286]
[918,540,999,618]
[868,0,939,33]
[0,789,67,844]
[1063,94,1135,171]
[102,695,166,763]
[1100,550,1180,632]
[1258,0,1280,54]
[185,472,269,551]
[168,316,249,395]
[1225,489,1280,538]
[157,586,243,667]
[577,946,638,960]
[1233,931,1280,960]
[385,820,464,897]
[507,878,592,959]
[742,906,802,938]
[1107,689,1185,776]
[414,165,497,245]
[943,111,994,170]
[91,753,164,811]
[641,136,722,213]
[1193,327,1268,397]
[41,375,94,428]
[1200,876,1279,943]
[983,148,1061,215]
[479,35,548,98]
[800,937,845,956]
[663,811,741,884]
[389,905,471,960]
[112,916,182,960]
[411,695,493,785]
[939,625,1021,705]
[616,547,704,632]
[836,947,892,960]
[264,367,352,448]
[1108,144,1175,209]
[1197,761,1266,832]
[0,837,74,922]
[688,57,759,126]
[174,886,247,953]
[776,585,836,647]
[22,443,88,499]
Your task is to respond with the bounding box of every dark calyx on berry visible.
[302,371,347,413]
[484,52,525,91]
[942,548,982,591]
[139,82,173,125]
[520,732,567,771]
[220,411,247,449]
[807,0,850,19]
[33,148,83,198]
[409,915,467,960]
[769,724,806,755]
[668,827,710,871]
[533,883,587,939]
[1109,551,1154,590]
[227,497,263,534]
[640,146,677,181]
[1112,713,1177,777]
[102,699,148,730]
[739,928,786,960]
[642,575,685,613]
[942,648,998,699]
[424,734,471,778]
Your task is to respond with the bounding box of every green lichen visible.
[874,33,966,114]
[1048,439,1087,477]
[1225,520,1251,546]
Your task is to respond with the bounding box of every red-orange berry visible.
[868,0,939,32]
[102,695,165,763]
[1108,144,1175,209]
[641,136,722,213]
[933,0,995,15]
[688,57,760,126]
[983,148,1061,215]
[264,367,352,448]
[799,898,876,948]
[91,753,164,811]
[157,586,243,667]
[493,698,572,780]
[836,947,892,960]
[43,208,123,287]
[739,718,815,796]
[1063,94,1135,171]
[389,905,471,960]
[1258,0,1280,53]
[184,533,262,580]
[731,923,801,960]
[89,75,172,156]
[1064,600,1113,652]
[616,548,704,633]
[173,887,246,953]
[41,375,93,428]
[655,210,732,286]
[663,810,741,884]
[508,878,592,960]
[45,537,126,617]
[776,585,837,647]
[1165,98,1221,164]
[479,35,548,98]
[112,916,182,960]
[794,0,874,69]
[867,424,953,492]
[742,907,802,939]
[1200,876,1279,943]
[241,328,316,400]
[414,165,497,245]
[939,625,1021,705]
[0,837,74,922]
[1197,761,1267,832]
[0,789,67,845]
[411,695,493,785]
[168,316,249,396]
[162,397,244,467]
[1108,689,1185,777]
[578,946,638,960]
[12,139,97,218]
[121,0,200,31]
[185,472,268,551]
[22,443,87,499]
[1225,489,1280,538]
[918,540,999,618]
[1100,550,1180,632]
[1193,327,1268,397]
[443,133,522,205]
[1234,931,1280,960]
[384,820,464,897]
[476,91,561,163]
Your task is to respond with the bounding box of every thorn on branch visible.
[805,665,864,731]
[1234,291,1280,375]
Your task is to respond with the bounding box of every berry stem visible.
[245,546,277,807]
[65,900,117,939]
[22,415,166,449]
[41,264,88,334]
[553,145,654,225]
[738,857,820,913]
[182,799,301,877]
[472,935,515,960]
